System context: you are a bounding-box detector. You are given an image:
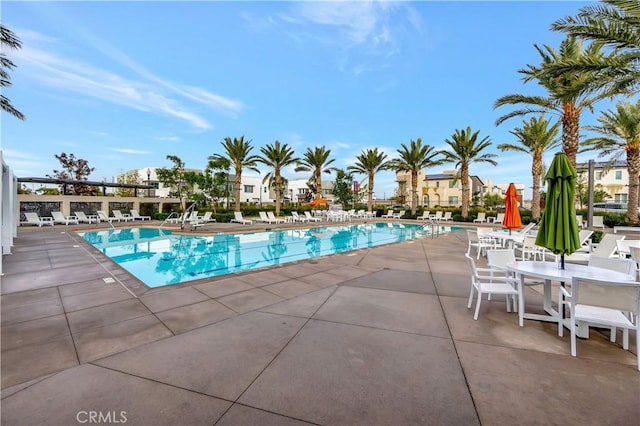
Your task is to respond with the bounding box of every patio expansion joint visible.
[420,236,480,419]
[59,286,81,367]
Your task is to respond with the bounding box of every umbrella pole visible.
[560,254,565,270]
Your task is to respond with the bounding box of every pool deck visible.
[1,220,639,425]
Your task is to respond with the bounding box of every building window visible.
[436,181,440,188]
[595,171,602,180]
[615,170,622,180]
[448,196,458,205]
[615,194,628,203]
[263,187,267,193]
[448,181,457,188]
[244,185,254,193]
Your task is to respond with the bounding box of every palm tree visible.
[388,138,442,216]
[257,140,299,216]
[550,0,639,93]
[439,127,497,218]
[497,116,561,221]
[347,148,390,213]
[494,36,621,168]
[1,24,25,120]
[209,136,260,212]
[583,100,640,224]
[295,146,337,200]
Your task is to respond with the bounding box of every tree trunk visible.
[461,165,469,218]
[275,170,282,216]
[368,171,374,213]
[532,150,543,221]
[316,169,322,200]
[626,144,640,225]
[562,104,580,168]
[411,170,418,215]
[234,169,242,211]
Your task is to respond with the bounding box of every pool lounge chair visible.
[381,210,395,219]
[473,212,487,223]
[21,212,54,227]
[231,211,252,225]
[291,211,309,223]
[197,211,215,223]
[112,210,133,222]
[75,211,99,224]
[267,211,286,224]
[416,211,430,221]
[130,210,151,221]
[97,210,117,223]
[51,211,79,225]
[441,211,453,222]
[304,211,322,222]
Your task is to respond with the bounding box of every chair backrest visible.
[75,211,88,219]
[443,211,452,219]
[260,211,269,220]
[465,253,479,280]
[201,211,212,221]
[578,229,594,246]
[422,211,430,218]
[476,212,486,221]
[24,212,40,222]
[486,249,516,269]
[616,239,640,256]
[571,276,640,313]
[130,210,140,217]
[576,214,583,224]
[51,211,65,221]
[592,233,625,257]
[433,211,443,219]
[520,222,536,234]
[588,255,636,279]
[234,211,244,221]
[267,211,277,219]
[112,210,124,218]
[292,211,301,218]
[387,210,394,215]
[592,216,604,227]
[97,211,110,220]
[630,246,640,267]
[304,211,314,219]
[494,213,505,223]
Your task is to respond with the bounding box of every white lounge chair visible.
[473,212,487,223]
[490,213,505,225]
[112,210,133,222]
[591,215,605,229]
[22,212,54,227]
[442,211,453,222]
[304,211,322,222]
[416,211,430,221]
[257,211,271,223]
[75,211,99,224]
[565,233,625,264]
[291,211,308,223]
[266,211,285,224]
[231,211,252,225]
[381,209,395,219]
[51,211,79,225]
[430,211,443,221]
[130,209,151,221]
[97,210,117,223]
[392,210,406,219]
[197,211,215,223]
[166,212,188,224]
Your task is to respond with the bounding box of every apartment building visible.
[576,160,633,204]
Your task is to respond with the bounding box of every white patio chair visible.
[558,276,640,371]
[467,229,495,259]
[304,211,322,222]
[21,212,54,227]
[392,210,406,219]
[166,212,188,224]
[591,215,605,229]
[112,210,133,222]
[381,209,394,219]
[266,211,286,224]
[51,211,79,225]
[473,212,487,223]
[291,211,308,223]
[230,211,252,225]
[565,233,625,264]
[576,214,584,229]
[257,211,271,223]
[130,209,151,221]
[490,213,505,225]
[75,211,99,224]
[431,211,443,221]
[466,254,520,320]
[193,211,214,224]
[97,210,114,223]
[442,211,453,222]
[417,211,430,221]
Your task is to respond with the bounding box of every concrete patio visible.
[1,220,639,425]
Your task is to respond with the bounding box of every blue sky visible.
[2,0,607,199]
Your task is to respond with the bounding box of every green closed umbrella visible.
[535,152,581,269]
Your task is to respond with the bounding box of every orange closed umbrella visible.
[503,183,522,232]
[309,198,329,207]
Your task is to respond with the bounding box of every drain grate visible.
[102,277,115,283]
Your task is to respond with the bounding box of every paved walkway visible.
[1,221,638,425]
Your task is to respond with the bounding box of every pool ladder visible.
[422,220,441,238]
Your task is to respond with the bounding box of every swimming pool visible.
[78,223,456,287]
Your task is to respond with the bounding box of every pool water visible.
[78,223,457,287]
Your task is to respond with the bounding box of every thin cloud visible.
[14,29,244,129]
[154,136,181,142]
[112,148,150,155]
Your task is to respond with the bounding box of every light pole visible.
[226,171,230,210]
[146,168,151,198]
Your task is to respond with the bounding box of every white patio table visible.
[506,260,634,336]
[487,230,527,248]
